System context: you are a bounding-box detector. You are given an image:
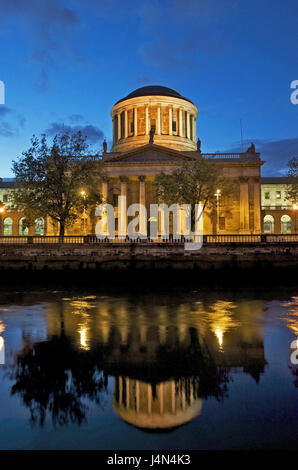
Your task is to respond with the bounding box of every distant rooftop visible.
[0,178,15,188]
[261,177,289,184]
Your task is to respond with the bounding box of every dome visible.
[115,85,194,105]
[111,85,198,152]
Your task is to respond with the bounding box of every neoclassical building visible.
[1,85,264,236]
[98,85,263,236]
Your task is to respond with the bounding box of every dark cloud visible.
[0,0,80,91]
[0,107,25,137]
[224,138,298,176]
[136,0,239,70]
[0,106,12,117]
[68,114,84,123]
[45,122,104,143]
[0,122,17,137]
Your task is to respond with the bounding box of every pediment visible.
[103,144,197,164]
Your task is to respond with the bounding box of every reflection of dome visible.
[115,86,194,105]
[112,377,202,431]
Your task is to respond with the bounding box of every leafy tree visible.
[287,157,298,204]
[154,158,233,229]
[11,131,103,236]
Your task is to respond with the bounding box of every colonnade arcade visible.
[112,104,197,145]
[100,175,262,235]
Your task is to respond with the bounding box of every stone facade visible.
[0,85,264,236]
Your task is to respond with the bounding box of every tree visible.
[11,131,103,236]
[287,157,298,204]
[153,158,233,229]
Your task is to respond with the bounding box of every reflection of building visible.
[261,177,296,234]
[43,294,269,430]
[0,320,5,364]
[113,376,202,430]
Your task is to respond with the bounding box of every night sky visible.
[0,0,297,177]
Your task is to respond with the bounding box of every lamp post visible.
[0,203,5,237]
[80,190,87,235]
[214,189,221,234]
[293,203,298,235]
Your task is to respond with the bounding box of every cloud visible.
[45,122,104,143]
[0,106,25,137]
[0,106,12,117]
[0,0,81,90]
[224,138,298,176]
[68,114,84,123]
[0,122,17,137]
[136,0,239,70]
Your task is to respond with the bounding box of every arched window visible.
[34,218,45,236]
[3,217,13,236]
[263,215,274,233]
[281,214,291,234]
[19,217,28,236]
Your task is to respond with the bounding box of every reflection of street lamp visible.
[80,190,87,235]
[293,203,298,234]
[214,189,221,234]
[0,203,6,237]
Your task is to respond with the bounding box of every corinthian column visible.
[118,112,121,140]
[101,177,108,203]
[169,107,173,135]
[134,108,138,136]
[253,177,261,234]
[186,111,190,138]
[119,176,127,238]
[139,176,146,237]
[157,106,161,134]
[145,106,149,134]
[239,177,250,233]
[124,110,128,138]
[179,108,183,136]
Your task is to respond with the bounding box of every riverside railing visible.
[0,234,297,244]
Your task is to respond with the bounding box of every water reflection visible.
[4,293,269,431]
[113,377,202,430]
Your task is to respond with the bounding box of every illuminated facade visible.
[1,86,265,236]
[261,177,297,234]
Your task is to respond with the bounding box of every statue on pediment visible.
[149,126,155,144]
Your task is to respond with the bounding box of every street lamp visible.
[293,203,298,235]
[80,190,87,235]
[214,189,221,234]
[0,203,5,237]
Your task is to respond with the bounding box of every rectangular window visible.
[265,192,270,200]
[189,115,193,140]
[219,217,225,230]
[3,194,8,202]
[172,121,176,132]
[276,191,281,199]
[114,115,118,143]
[120,112,125,139]
[113,194,119,207]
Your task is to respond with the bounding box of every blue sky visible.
[0,0,297,176]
